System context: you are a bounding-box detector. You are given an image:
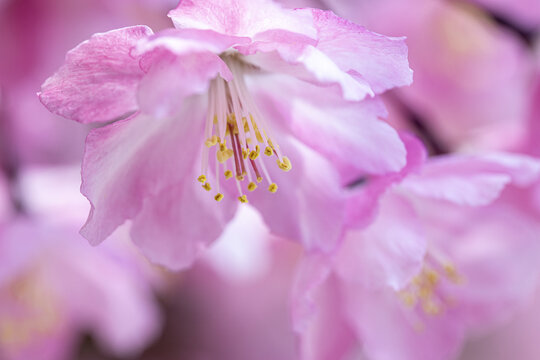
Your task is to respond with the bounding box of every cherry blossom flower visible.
[293,135,540,360]
[39,0,412,269]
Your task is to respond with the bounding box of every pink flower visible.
[0,167,162,360]
[39,0,412,269]
[293,136,540,360]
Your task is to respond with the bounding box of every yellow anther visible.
[399,291,417,307]
[242,149,248,159]
[197,175,206,183]
[216,151,226,163]
[249,145,260,160]
[264,146,273,156]
[238,195,248,203]
[214,193,224,202]
[205,135,218,147]
[248,182,257,191]
[224,170,233,179]
[268,139,275,149]
[256,176,263,183]
[236,174,245,181]
[202,182,212,191]
[249,151,259,160]
[425,269,439,286]
[277,156,292,171]
[443,264,463,284]
[219,143,227,152]
[268,183,278,193]
[422,301,441,315]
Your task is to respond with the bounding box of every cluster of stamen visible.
[398,251,464,323]
[197,56,291,203]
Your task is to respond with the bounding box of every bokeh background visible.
[1,0,539,359]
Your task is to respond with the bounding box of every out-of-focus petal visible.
[400,153,540,205]
[343,285,465,360]
[39,26,153,124]
[336,194,426,291]
[292,254,356,360]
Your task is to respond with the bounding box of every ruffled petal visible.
[133,30,236,117]
[312,9,413,94]
[168,0,316,39]
[80,97,205,246]
[39,26,153,124]
[245,45,374,101]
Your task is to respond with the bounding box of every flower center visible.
[197,55,291,203]
[397,249,464,329]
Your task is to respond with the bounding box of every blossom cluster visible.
[1,0,540,359]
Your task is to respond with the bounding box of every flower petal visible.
[130,176,237,271]
[400,153,540,206]
[343,284,465,360]
[336,194,426,291]
[80,97,205,246]
[168,0,316,39]
[253,75,406,182]
[292,254,356,360]
[312,9,413,94]
[39,26,153,124]
[247,136,347,253]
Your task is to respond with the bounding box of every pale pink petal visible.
[253,76,406,182]
[336,194,426,291]
[133,30,236,117]
[80,97,205,246]
[130,178,237,271]
[312,9,413,94]
[168,0,317,39]
[246,46,374,101]
[39,26,153,124]
[400,153,540,206]
[247,136,347,253]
